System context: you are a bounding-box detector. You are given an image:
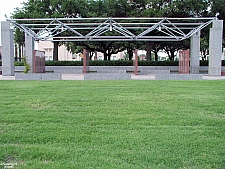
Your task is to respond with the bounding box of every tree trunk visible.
[18,45,22,62]
[94,51,98,60]
[201,52,205,60]
[21,45,24,60]
[89,52,94,60]
[170,50,175,61]
[155,53,158,61]
[154,51,158,61]
[15,43,18,61]
[53,41,59,61]
[128,50,133,60]
[107,53,111,60]
[104,52,107,60]
[146,42,153,60]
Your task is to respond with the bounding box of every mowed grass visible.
[0,80,224,169]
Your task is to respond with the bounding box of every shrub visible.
[44,60,179,66]
[138,60,179,66]
[89,60,134,66]
[200,60,208,66]
[14,61,24,66]
[22,56,30,73]
[222,60,225,66]
[7,59,225,67]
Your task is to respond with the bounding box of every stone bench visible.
[15,73,62,80]
[84,73,131,80]
[155,74,203,80]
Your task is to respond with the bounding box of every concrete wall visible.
[7,66,224,74]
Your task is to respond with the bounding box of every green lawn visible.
[0,80,224,169]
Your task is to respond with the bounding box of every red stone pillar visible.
[83,49,86,73]
[83,49,90,73]
[178,50,190,74]
[33,50,36,73]
[133,49,138,75]
[33,50,45,73]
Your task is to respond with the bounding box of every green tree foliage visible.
[209,0,225,47]
[143,0,210,60]
[164,0,209,17]
[11,0,222,61]
[14,28,25,61]
[200,37,209,60]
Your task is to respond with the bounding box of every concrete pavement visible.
[0,74,225,80]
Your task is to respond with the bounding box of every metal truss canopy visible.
[7,17,216,42]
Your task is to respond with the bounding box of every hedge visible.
[0,60,225,67]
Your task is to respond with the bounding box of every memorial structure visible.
[1,17,223,79]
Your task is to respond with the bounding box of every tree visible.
[160,40,190,60]
[12,0,90,61]
[200,37,209,60]
[209,0,225,47]
[139,0,210,60]
[14,28,25,61]
[60,0,142,60]
[163,0,209,17]
[12,0,214,61]
[65,41,127,60]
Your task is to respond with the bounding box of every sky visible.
[0,0,27,45]
[0,0,27,21]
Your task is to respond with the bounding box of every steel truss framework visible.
[7,17,216,42]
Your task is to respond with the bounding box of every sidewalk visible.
[0,74,225,80]
[0,76,15,80]
[202,75,225,80]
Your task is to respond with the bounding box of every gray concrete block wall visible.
[88,66,178,73]
[46,66,82,72]
[84,73,131,80]
[15,73,62,80]
[15,66,177,74]
[97,69,126,73]
[155,74,203,80]
[11,66,225,75]
[140,70,170,75]
[139,66,179,74]
[89,66,134,72]
[52,66,83,74]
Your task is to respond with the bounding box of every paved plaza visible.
[1,74,225,80]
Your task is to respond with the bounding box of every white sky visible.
[0,0,27,45]
[0,0,27,21]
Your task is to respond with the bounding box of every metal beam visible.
[9,17,216,21]
[7,17,216,42]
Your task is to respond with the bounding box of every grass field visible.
[0,80,224,169]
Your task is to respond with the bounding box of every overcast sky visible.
[0,0,27,45]
[0,0,27,21]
